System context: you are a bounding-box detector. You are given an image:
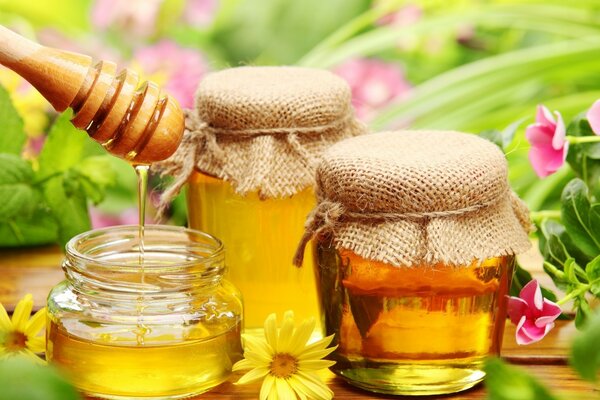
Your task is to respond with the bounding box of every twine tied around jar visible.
[293,192,530,267]
[153,66,367,218]
[293,130,533,268]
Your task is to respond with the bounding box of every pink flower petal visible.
[520,280,543,311]
[536,105,556,126]
[551,111,566,150]
[529,146,565,178]
[507,296,528,325]
[525,124,554,147]
[588,100,600,135]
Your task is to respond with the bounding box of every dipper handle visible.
[0,25,184,163]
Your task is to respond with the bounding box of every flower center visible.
[4,331,27,352]
[269,353,298,379]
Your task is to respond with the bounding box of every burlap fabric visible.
[154,66,366,211]
[294,130,532,267]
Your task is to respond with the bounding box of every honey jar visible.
[46,225,243,399]
[294,130,531,395]
[156,66,366,335]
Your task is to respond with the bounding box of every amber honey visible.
[187,170,321,335]
[47,318,242,399]
[315,244,513,395]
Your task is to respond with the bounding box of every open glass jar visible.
[295,130,532,395]
[46,225,243,399]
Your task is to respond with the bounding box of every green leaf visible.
[571,311,600,382]
[574,296,593,329]
[511,263,557,302]
[0,84,26,155]
[0,154,35,221]
[484,357,560,400]
[586,255,600,296]
[501,118,524,149]
[540,219,592,269]
[563,258,580,285]
[0,209,58,247]
[71,155,117,204]
[478,129,504,149]
[43,175,91,247]
[561,179,600,258]
[0,357,81,400]
[37,112,104,179]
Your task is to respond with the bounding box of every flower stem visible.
[530,210,561,222]
[566,135,600,144]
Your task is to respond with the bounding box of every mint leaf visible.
[72,155,117,204]
[43,175,91,246]
[571,311,600,382]
[561,179,600,258]
[0,84,26,155]
[0,154,36,221]
[0,209,58,247]
[38,112,103,179]
[484,358,560,400]
[0,358,81,400]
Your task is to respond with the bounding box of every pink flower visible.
[133,40,207,109]
[587,99,600,135]
[507,280,561,345]
[525,105,568,178]
[182,0,218,26]
[334,58,411,120]
[91,0,163,37]
[90,207,154,229]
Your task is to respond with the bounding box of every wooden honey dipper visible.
[0,25,184,163]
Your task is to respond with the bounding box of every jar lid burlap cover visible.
[155,66,366,211]
[294,130,532,267]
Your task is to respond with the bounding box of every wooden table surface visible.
[1,245,597,399]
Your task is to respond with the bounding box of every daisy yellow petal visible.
[276,313,296,353]
[21,348,46,365]
[25,337,45,353]
[243,334,274,358]
[11,294,33,332]
[275,377,295,400]
[297,345,337,361]
[289,375,324,400]
[295,371,333,400]
[260,374,276,400]
[298,334,334,355]
[0,302,11,331]
[298,359,336,370]
[287,317,315,356]
[264,313,278,350]
[25,308,46,336]
[235,367,269,385]
[232,358,257,372]
[288,377,310,400]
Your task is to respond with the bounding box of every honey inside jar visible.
[187,170,322,336]
[46,225,243,399]
[315,243,514,395]
[47,316,242,399]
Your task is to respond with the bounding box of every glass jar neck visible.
[63,225,225,299]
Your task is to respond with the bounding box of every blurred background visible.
[1,0,599,247]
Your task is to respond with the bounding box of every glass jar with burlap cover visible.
[294,130,531,396]
[155,66,366,336]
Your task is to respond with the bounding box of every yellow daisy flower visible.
[0,294,46,363]
[233,311,337,400]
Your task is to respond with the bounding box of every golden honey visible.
[47,318,242,399]
[46,225,243,399]
[187,170,321,335]
[315,244,513,395]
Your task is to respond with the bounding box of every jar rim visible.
[65,224,224,271]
